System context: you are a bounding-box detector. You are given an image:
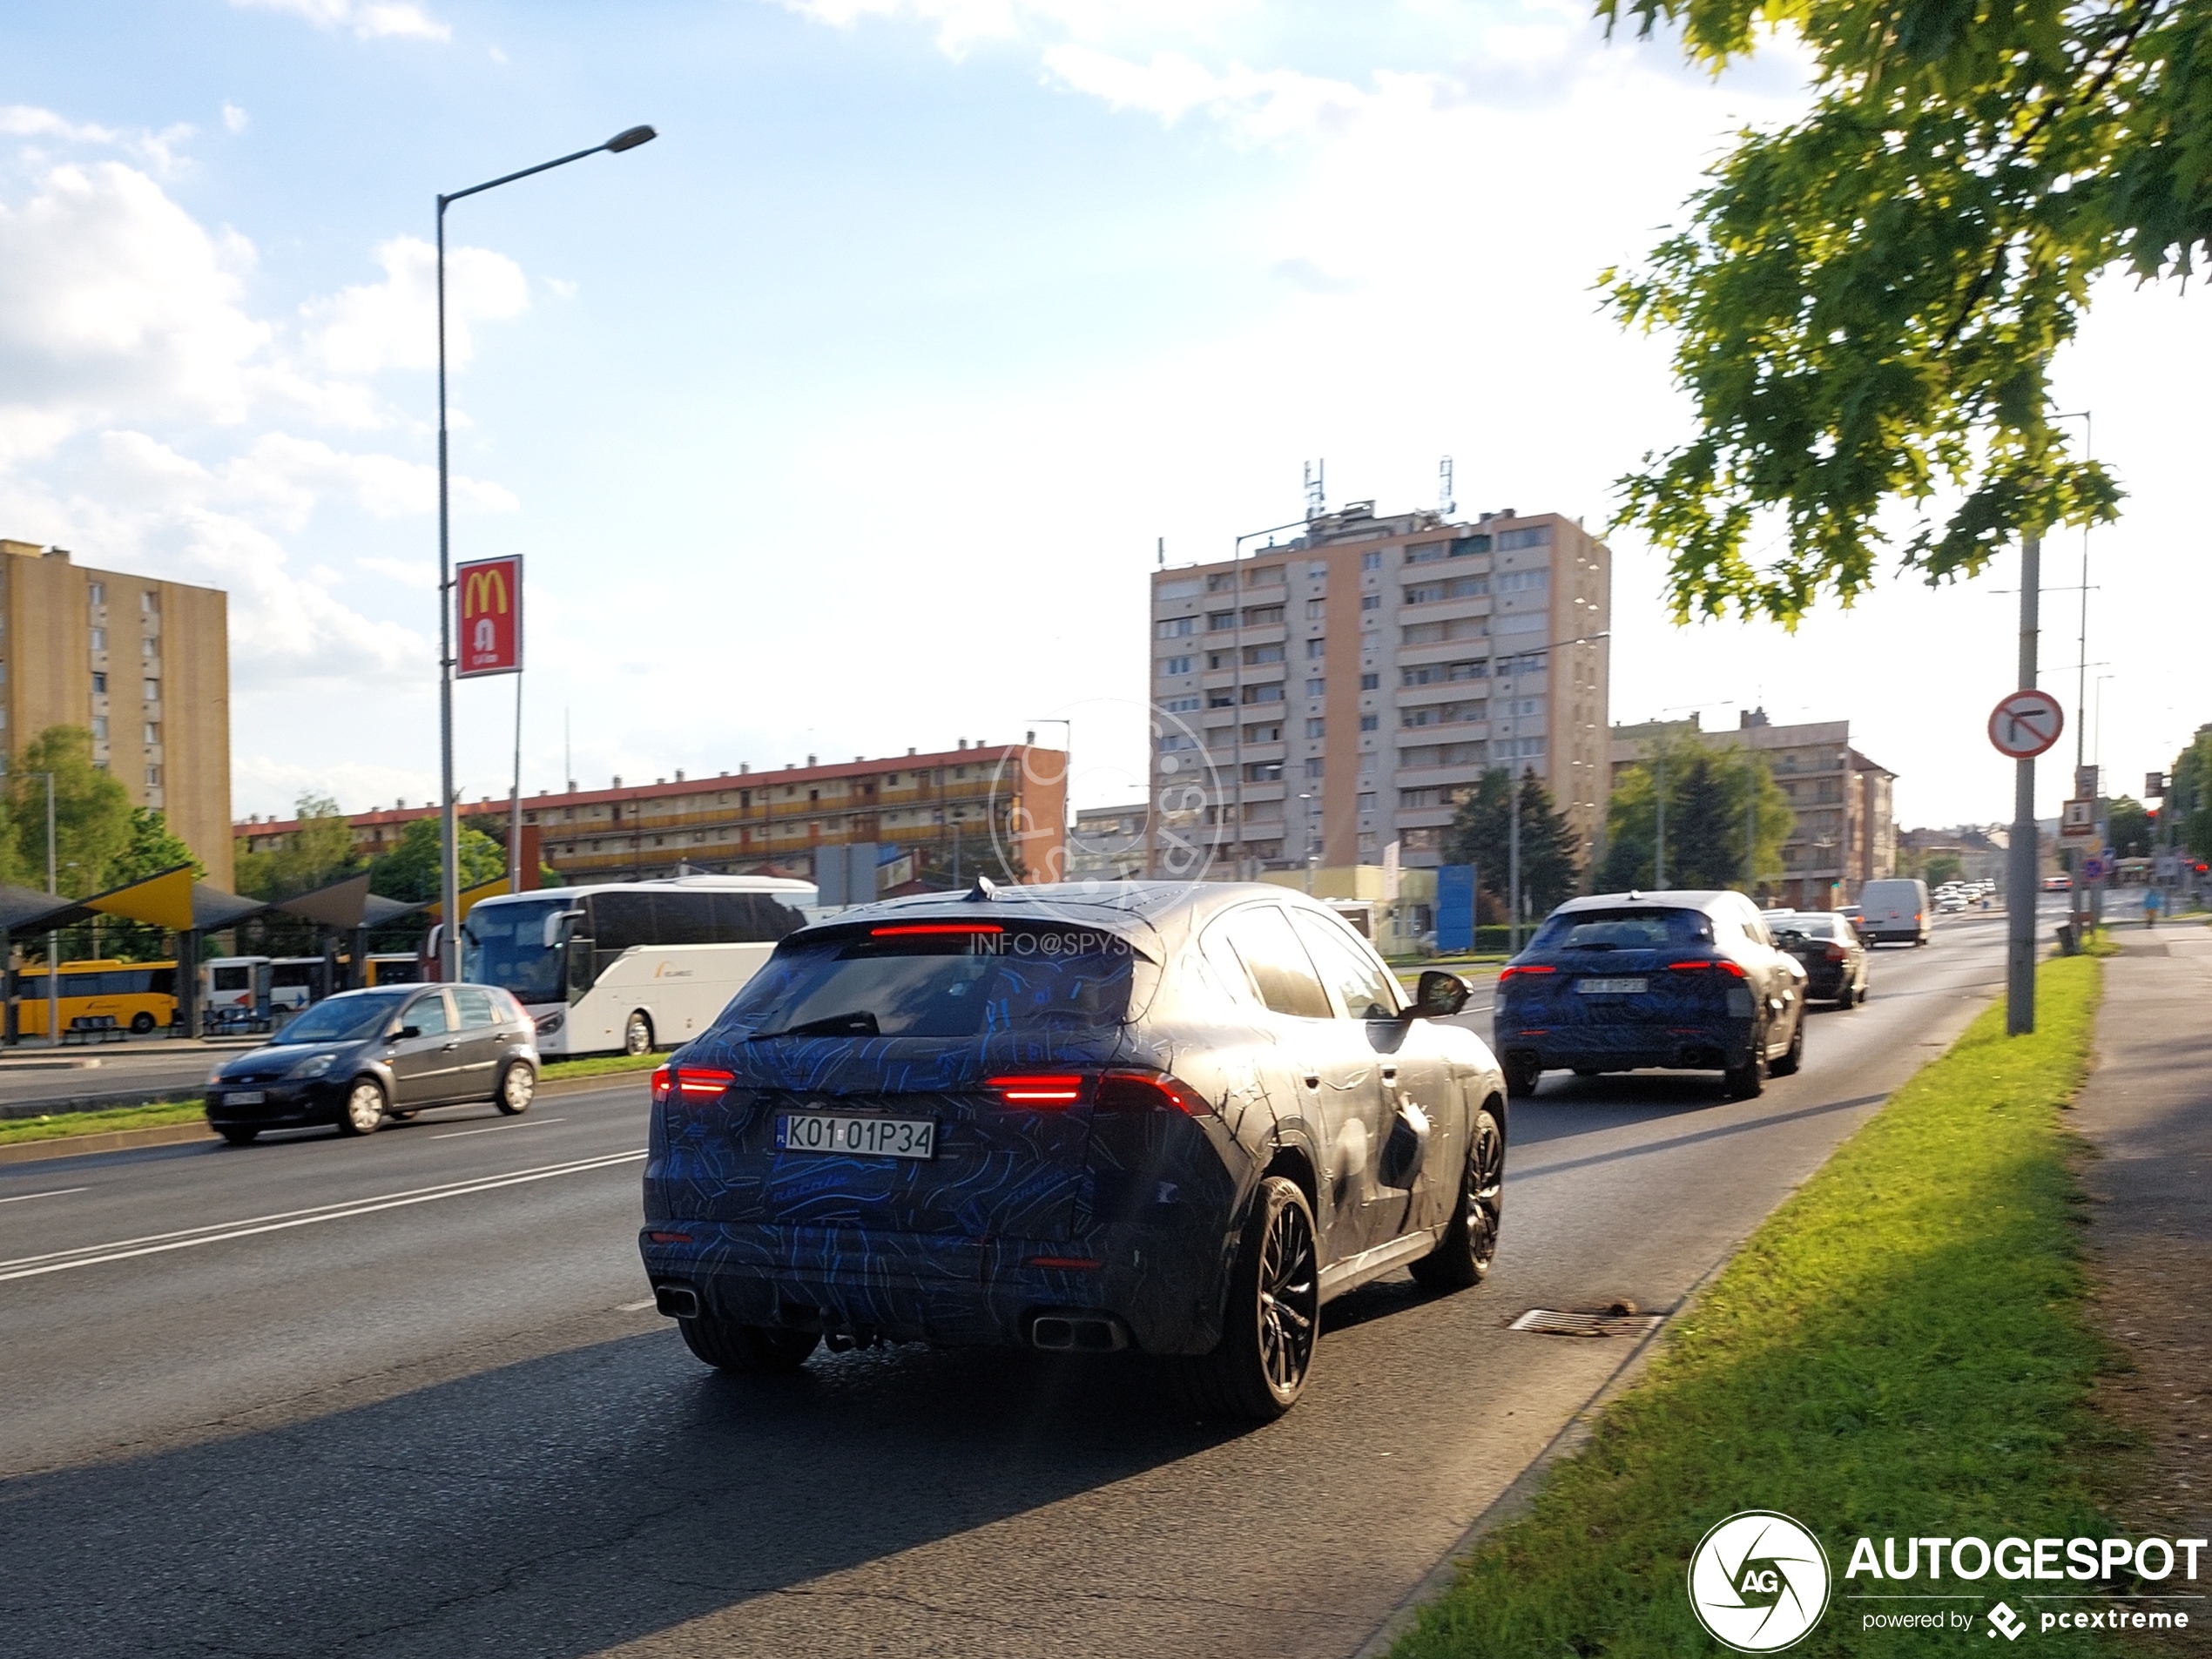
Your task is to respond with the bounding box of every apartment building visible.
[1,538,232,888]
[1064,801,1150,883]
[1146,502,1611,877]
[1608,709,1897,908]
[236,740,1066,894]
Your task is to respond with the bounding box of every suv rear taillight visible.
[1669,958,1748,978]
[651,1065,736,1107]
[1497,965,1556,984]
[983,1070,1213,1115]
[987,1074,1088,1107]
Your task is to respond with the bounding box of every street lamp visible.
[435,125,657,978]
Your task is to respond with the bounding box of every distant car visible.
[639,881,1505,1420]
[1492,890,1809,1101]
[205,984,539,1144]
[1857,878,1932,947]
[2042,874,2073,892]
[1936,894,1968,913]
[1770,913,1871,1008]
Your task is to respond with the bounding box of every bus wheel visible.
[131,1012,156,1035]
[624,1011,654,1055]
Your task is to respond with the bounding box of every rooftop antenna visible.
[1304,460,1325,523]
[1157,536,1164,568]
[1439,455,1455,517]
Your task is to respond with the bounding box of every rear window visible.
[717,924,1137,1040]
[1782,916,1839,939]
[1532,907,1714,951]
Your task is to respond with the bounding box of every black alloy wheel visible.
[130,1012,156,1035]
[624,1010,654,1056]
[679,1312,821,1375]
[1178,1175,1320,1421]
[1412,1104,1505,1291]
[1723,1031,1765,1101]
[1835,979,1855,1010]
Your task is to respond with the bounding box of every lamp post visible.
[28,772,55,1047]
[435,125,656,978]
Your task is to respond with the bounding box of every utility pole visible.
[1508,769,1522,955]
[2006,530,2041,1035]
[1746,771,1757,898]
[1654,752,1667,889]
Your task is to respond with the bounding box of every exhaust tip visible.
[1030,1314,1126,1353]
[654,1284,700,1320]
[1031,1316,1076,1351]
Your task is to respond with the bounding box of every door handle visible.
[442,1041,460,1050]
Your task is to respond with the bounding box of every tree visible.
[1592,0,2208,621]
[1600,734,1793,894]
[1445,769,1581,921]
[234,792,360,900]
[2170,727,2212,863]
[369,815,505,903]
[2106,795,2153,859]
[7,726,132,899]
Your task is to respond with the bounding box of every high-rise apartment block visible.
[1,539,233,887]
[1147,502,1611,877]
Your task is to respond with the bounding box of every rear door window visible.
[405,992,452,1036]
[1211,906,1334,1020]
[718,923,1136,1040]
[450,988,497,1028]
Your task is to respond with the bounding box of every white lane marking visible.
[617,1298,659,1312]
[0,1186,89,1205]
[430,1118,565,1140]
[0,1150,644,1284]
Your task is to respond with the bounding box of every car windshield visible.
[460,898,573,1004]
[1531,907,1713,951]
[269,990,409,1043]
[718,925,1138,1040]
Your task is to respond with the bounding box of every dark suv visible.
[206,984,540,1144]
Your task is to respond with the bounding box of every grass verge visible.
[1394,954,2113,1657]
[540,1050,661,1082]
[0,1098,206,1146]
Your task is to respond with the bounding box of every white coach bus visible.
[455,876,818,1056]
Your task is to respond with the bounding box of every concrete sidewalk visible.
[2074,925,2212,1550]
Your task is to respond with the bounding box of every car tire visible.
[1177,1175,1319,1422]
[1410,1103,1504,1293]
[1723,1042,1764,1100]
[1834,981,1855,1010]
[678,1312,820,1375]
[130,1012,156,1035]
[1769,1012,1804,1077]
[337,1077,387,1136]
[495,1060,536,1116]
[624,1010,654,1056]
[218,1126,258,1146]
[1504,1054,1541,1099]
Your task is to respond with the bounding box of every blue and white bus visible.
[455,875,817,1056]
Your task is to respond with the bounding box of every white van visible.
[1857,878,1931,947]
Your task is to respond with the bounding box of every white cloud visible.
[0,105,122,145]
[778,0,1258,56]
[359,556,437,589]
[303,234,530,375]
[1041,44,1371,142]
[229,0,452,43]
[222,103,251,134]
[220,432,519,528]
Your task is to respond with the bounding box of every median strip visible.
[1389,954,2110,1657]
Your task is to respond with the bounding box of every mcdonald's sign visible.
[455,555,522,678]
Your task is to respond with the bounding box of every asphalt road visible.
[0,910,2021,1659]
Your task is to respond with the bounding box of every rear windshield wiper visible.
[746,1010,880,1041]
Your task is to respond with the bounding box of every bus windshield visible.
[460,898,574,1005]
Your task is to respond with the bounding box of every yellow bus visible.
[12,960,179,1037]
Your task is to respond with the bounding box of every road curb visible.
[0,1066,653,1167]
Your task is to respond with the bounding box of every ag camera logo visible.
[1688,1511,1832,1652]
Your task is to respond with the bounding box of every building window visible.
[1241,604,1285,627]
[143,721,158,744]
[1402,659,1487,686]
[1305,637,1325,659]
[1244,762,1283,782]
[1156,617,1196,638]
[1360,551,1382,570]
[1246,564,1285,588]
[1241,684,1285,705]
[1496,525,1552,550]
[1161,656,1192,677]
[1307,562,1326,580]
[90,627,106,651]
[1359,594,1380,611]
[142,678,158,701]
[89,582,105,605]
[1356,792,1377,812]
[1403,576,1487,605]
[91,671,105,694]
[141,637,155,659]
[145,765,160,786]
[1207,610,1236,631]
[141,591,155,613]
[1304,678,1325,698]
[1162,696,1200,713]
[1495,569,1548,594]
[1206,571,1236,592]
[1359,714,1379,732]
[1359,672,1379,691]
[1242,644,1285,665]
[92,715,108,739]
[1303,758,1325,779]
[1305,598,1325,619]
[1305,718,1325,738]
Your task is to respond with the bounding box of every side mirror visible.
[397,1024,422,1041]
[1411,970,1471,1019]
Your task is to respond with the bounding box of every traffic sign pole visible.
[2007,532,2040,1035]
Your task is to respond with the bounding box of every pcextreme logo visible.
[1688,1511,1832,1652]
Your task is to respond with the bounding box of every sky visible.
[1,0,2203,836]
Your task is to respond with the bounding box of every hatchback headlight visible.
[290,1051,340,1079]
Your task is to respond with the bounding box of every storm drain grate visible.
[1507,1306,1664,1339]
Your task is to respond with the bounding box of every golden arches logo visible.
[462,567,510,619]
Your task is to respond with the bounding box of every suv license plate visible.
[1576,978,1648,995]
[776,1114,936,1161]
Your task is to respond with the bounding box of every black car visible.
[639,881,1506,1420]
[206,984,540,1144]
[1492,889,1809,1100]
[1770,912,1871,1007]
